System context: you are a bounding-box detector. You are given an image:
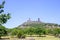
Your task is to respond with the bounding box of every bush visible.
[0,25,7,38]
[17,30,26,38]
[53,28,60,37]
[11,29,18,36]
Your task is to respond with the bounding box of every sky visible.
[0,0,60,28]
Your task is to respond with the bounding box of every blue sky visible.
[0,0,60,28]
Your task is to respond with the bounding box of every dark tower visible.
[27,18,31,22]
[38,18,40,22]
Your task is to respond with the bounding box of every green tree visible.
[0,0,10,38]
[0,25,7,38]
[11,29,18,36]
[17,30,25,38]
[0,1,10,24]
[53,28,60,36]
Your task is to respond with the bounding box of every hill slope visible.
[17,18,60,28]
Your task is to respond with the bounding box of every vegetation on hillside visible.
[7,26,60,38]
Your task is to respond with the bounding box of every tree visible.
[0,1,10,24]
[17,30,25,38]
[0,25,7,38]
[11,29,18,36]
[53,28,60,36]
[0,0,11,38]
[11,29,26,38]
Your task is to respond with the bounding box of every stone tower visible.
[38,18,40,22]
[27,18,31,22]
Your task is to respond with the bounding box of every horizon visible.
[0,0,60,28]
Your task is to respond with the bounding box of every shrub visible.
[0,25,7,38]
[11,29,18,36]
[17,30,26,38]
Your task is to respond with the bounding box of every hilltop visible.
[17,18,60,28]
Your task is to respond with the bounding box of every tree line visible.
[7,27,60,38]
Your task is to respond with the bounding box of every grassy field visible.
[1,35,60,40]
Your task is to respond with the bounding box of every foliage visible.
[0,25,7,38]
[8,23,60,38]
[0,0,11,38]
[17,30,25,38]
[11,28,26,38]
[53,28,60,36]
[8,26,60,38]
[0,1,10,24]
[11,29,18,36]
